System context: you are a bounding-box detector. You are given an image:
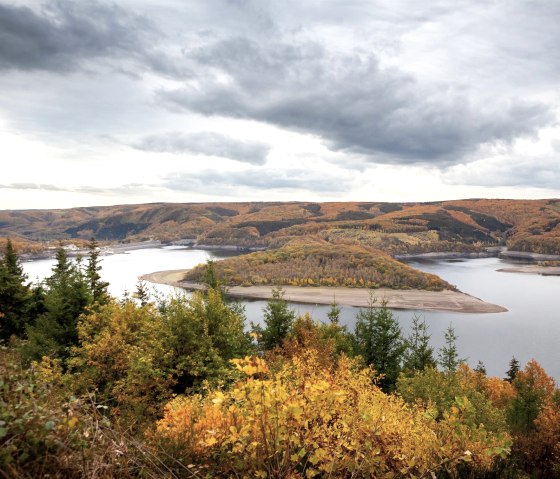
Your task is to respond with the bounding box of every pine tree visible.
[327,297,341,324]
[85,238,109,306]
[403,313,436,372]
[24,248,91,363]
[475,360,487,375]
[505,356,520,383]
[354,297,406,392]
[255,287,295,351]
[437,323,463,373]
[0,239,32,341]
[134,279,150,306]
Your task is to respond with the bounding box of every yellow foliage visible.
[157,352,510,478]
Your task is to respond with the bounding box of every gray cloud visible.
[0,182,69,191]
[0,182,154,195]
[0,0,154,72]
[444,156,560,190]
[158,36,553,165]
[164,168,350,193]
[134,131,270,165]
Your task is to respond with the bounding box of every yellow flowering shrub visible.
[156,352,510,478]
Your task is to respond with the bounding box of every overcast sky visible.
[1,0,559,209]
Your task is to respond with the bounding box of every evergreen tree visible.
[354,297,406,392]
[475,360,487,375]
[402,313,436,372]
[0,239,32,341]
[505,356,520,383]
[134,279,150,306]
[255,287,295,351]
[85,238,109,306]
[437,323,463,373]
[327,297,341,324]
[203,259,220,290]
[23,248,91,363]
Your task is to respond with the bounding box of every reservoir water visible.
[22,247,560,380]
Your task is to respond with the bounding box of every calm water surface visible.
[22,249,560,380]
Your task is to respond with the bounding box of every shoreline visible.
[140,269,507,314]
[497,265,560,276]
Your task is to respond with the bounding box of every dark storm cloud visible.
[158,36,553,165]
[135,131,270,165]
[0,0,153,72]
[164,168,349,193]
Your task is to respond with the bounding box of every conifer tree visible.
[85,238,109,306]
[0,239,32,341]
[403,313,436,371]
[437,323,463,373]
[255,287,295,351]
[475,360,487,375]
[354,296,406,392]
[327,297,341,324]
[505,356,520,383]
[24,248,91,363]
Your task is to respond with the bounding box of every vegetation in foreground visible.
[1,240,560,478]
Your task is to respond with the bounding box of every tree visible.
[255,287,295,351]
[402,313,436,372]
[326,297,341,324]
[161,289,253,392]
[203,259,220,290]
[134,279,150,306]
[475,360,487,375]
[437,323,462,373]
[23,248,91,363]
[0,239,32,341]
[85,238,109,306]
[354,297,406,392]
[505,356,520,383]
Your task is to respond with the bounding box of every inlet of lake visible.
[22,246,560,380]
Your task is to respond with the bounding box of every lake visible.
[22,247,560,380]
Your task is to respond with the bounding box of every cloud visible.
[444,155,560,190]
[0,182,69,192]
[158,36,553,165]
[134,131,270,165]
[164,168,351,194]
[0,0,154,72]
[0,182,155,196]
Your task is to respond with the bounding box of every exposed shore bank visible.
[140,269,507,314]
[497,265,560,276]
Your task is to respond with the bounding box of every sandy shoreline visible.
[497,265,560,276]
[140,270,507,314]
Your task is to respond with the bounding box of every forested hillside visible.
[2,199,559,254]
[2,199,560,290]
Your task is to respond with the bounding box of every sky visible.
[1,0,559,210]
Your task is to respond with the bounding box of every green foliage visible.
[85,237,110,306]
[68,301,172,423]
[354,297,406,392]
[403,313,436,372]
[160,289,253,393]
[397,366,509,433]
[0,239,32,341]
[506,356,520,383]
[23,248,91,364]
[326,298,341,324]
[202,258,221,290]
[254,286,296,351]
[438,323,463,373]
